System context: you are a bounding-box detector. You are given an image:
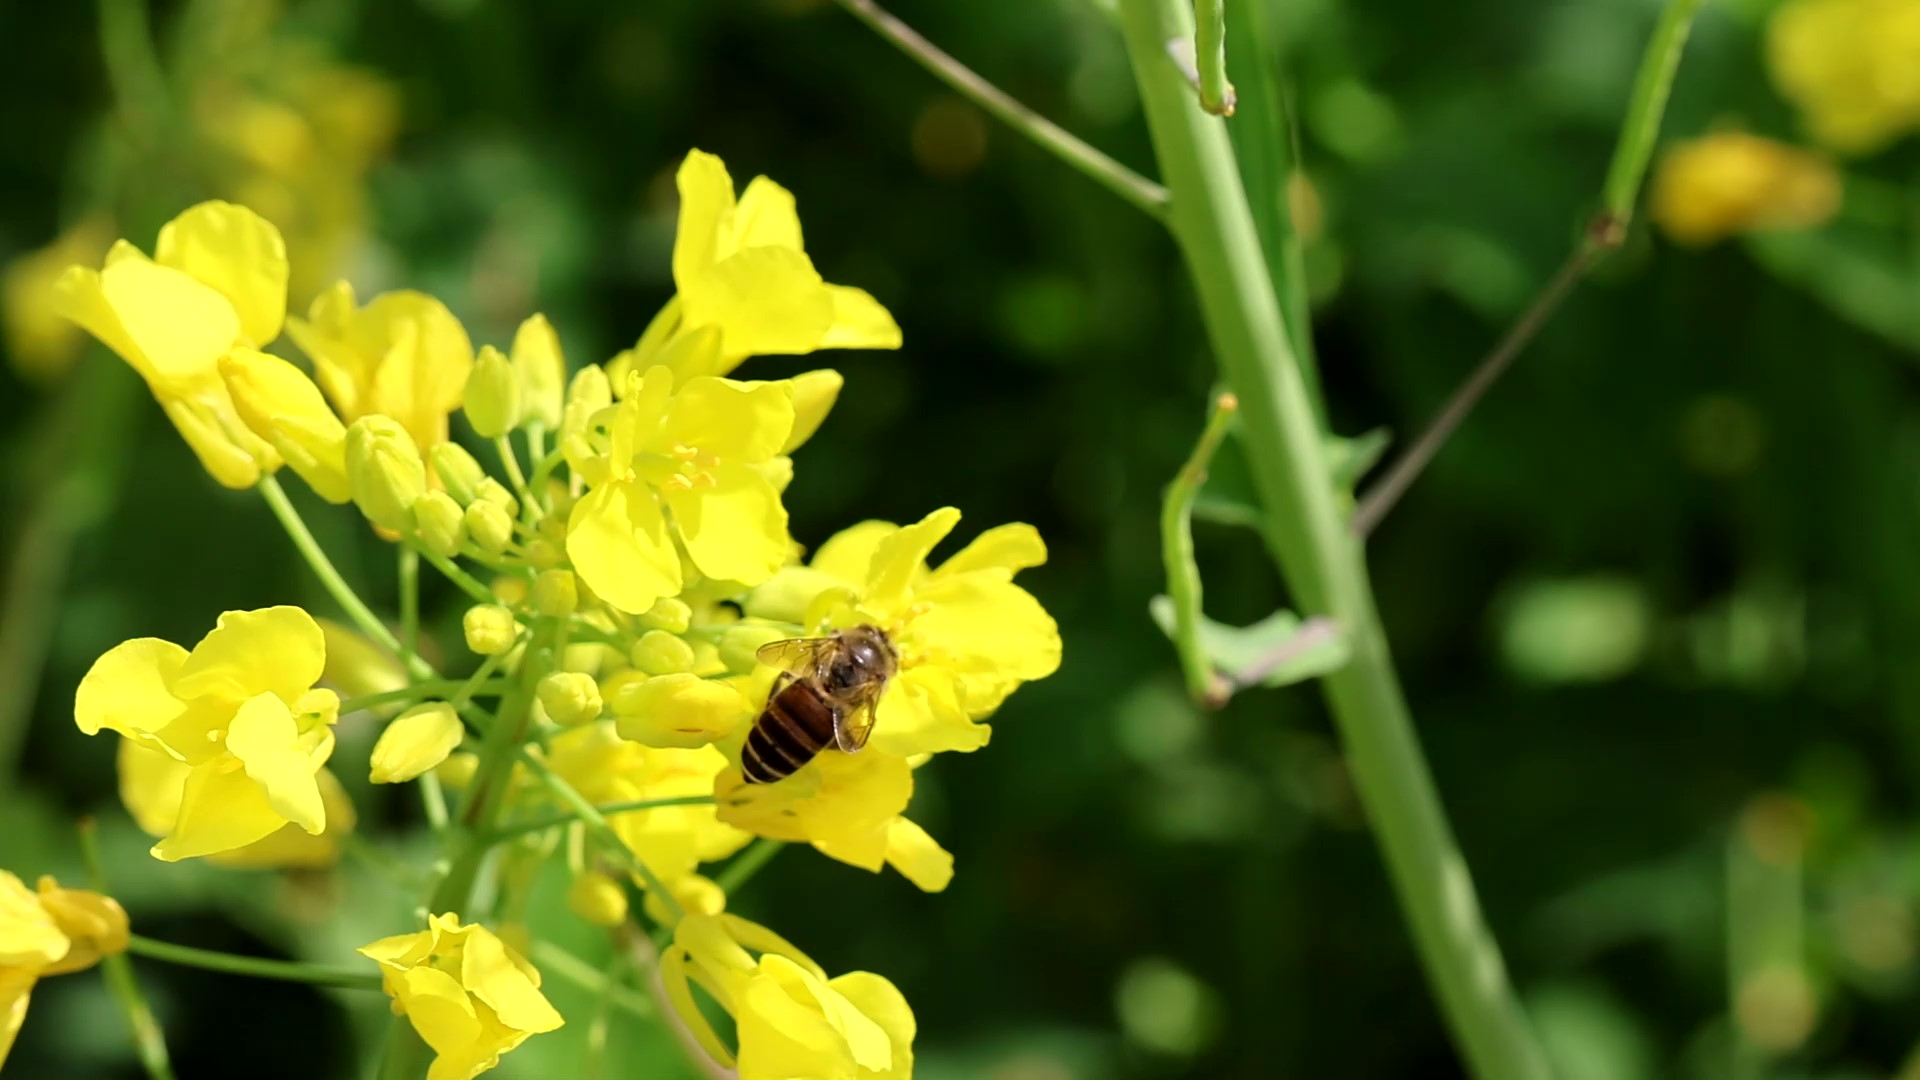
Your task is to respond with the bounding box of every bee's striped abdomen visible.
[743,681,838,783]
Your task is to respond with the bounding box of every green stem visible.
[520,749,685,923]
[258,476,433,681]
[829,0,1170,220]
[1600,0,1711,237]
[79,821,175,1080]
[529,941,652,1020]
[488,796,719,843]
[528,447,567,499]
[399,546,420,655]
[713,838,787,897]
[412,542,496,605]
[494,435,538,519]
[125,935,383,991]
[1161,392,1240,705]
[1115,2,1550,1077]
[1194,0,1234,115]
[339,832,425,893]
[338,680,512,715]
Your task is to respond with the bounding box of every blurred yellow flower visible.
[2,216,113,382]
[52,201,289,488]
[607,148,902,385]
[1769,0,1920,154]
[286,281,475,454]
[660,913,915,1080]
[75,606,343,862]
[1650,132,1842,247]
[544,722,750,887]
[565,366,796,614]
[0,871,130,1069]
[359,913,563,1080]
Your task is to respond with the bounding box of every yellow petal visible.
[735,959,852,1080]
[371,703,465,783]
[829,971,917,1078]
[716,751,908,871]
[732,176,804,252]
[118,739,191,838]
[219,347,350,502]
[358,925,437,969]
[173,606,326,705]
[681,247,835,360]
[210,768,356,869]
[49,263,142,376]
[934,522,1047,579]
[809,521,900,586]
[780,369,842,454]
[224,693,328,834]
[665,463,790,586]
[153,757,291,860]
[286,281,369,415]
[661,376,795,464]
[35,879,129,975]
[883,817,954,893]
[612,673,751,749]
[866,507,960,607]
[566,481,681,614]
[75,638,189,740]
[510,313,566,429]
[96,255,241,385]
[460,926,565,1034]
[154,201,288,346]
[393,965,482,1057]
[0,872,68,968]
[157,391,273,489]
[674,149,738,289]
[871,666,987,756]
[0,968,35,1071]
[743,567,846,625]
[820,285,903,351]
[911,575,1062,715]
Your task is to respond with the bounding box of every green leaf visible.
[1191,426,1391,529]
[1327,427,1392,491]
[1148,595,1350,689]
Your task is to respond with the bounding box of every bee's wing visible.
[756,636,837,675]
[831,682,885,753]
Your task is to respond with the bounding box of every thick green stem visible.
[1161,391,1240,705]
[1116,1,1551,1077]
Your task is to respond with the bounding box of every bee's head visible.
[829,625,897,689]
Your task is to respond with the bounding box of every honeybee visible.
[743,625,899,784]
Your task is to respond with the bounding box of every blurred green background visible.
[3,0,1920,1077]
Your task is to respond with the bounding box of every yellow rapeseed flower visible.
[2,215,113,382]
[1651,132,1842,246]
[75,606,344,862]
[52,201,290,488]
[118,740,359,869]
[359,913,564,1080]
[286,281,475,454]
[715,749,953,891]
[0,871,130,1069]
[1769,0,1920,154]
[660,913,914,1080]
[565,366,796,614]
[545,722,751,887]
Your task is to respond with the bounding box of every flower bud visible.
[534,569,578,617]
[567,871,629,928]
[34,877,130,972]
[744,568,844,625]
[537,671,603,726]
[632,629,696,675]
[642,873,725,926]
[638,597,693,635]
[413,491,468,558]
[492,574,530,606]
[475,477,518,517]
[719,624,790,674]
[782,368,843,454]
[567,363,612,414]
[465,345,522,438]
[430,442,487,505]
[612,673,748,748]
[525,538,564,570]
[463,604,519,655]
[599,670,650,715]
[346,416,426,532]
[466,501,515,557]
[370,702,464,783]
[436,751,479,790]
[219,348,350,503]
[512,313,566,430]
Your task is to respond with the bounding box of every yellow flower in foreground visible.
[1769,0,1920,154]
[545,723,750,886]
[52,201,289,488]
[661,913,914,1080]
[3,215,113,382]
[0,871,129,1069]
[220,346,351,502]
[359,913,563,1080]
[286,281,475,453]
[75,606,342,862]
[1651,133,1842,247]
[608,148,902,383]
[565,366,796,613]
[118,740,358,870]
[715,749,953,891]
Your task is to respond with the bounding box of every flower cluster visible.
[1769,0,1920,155]
[50,148,1060,1078]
